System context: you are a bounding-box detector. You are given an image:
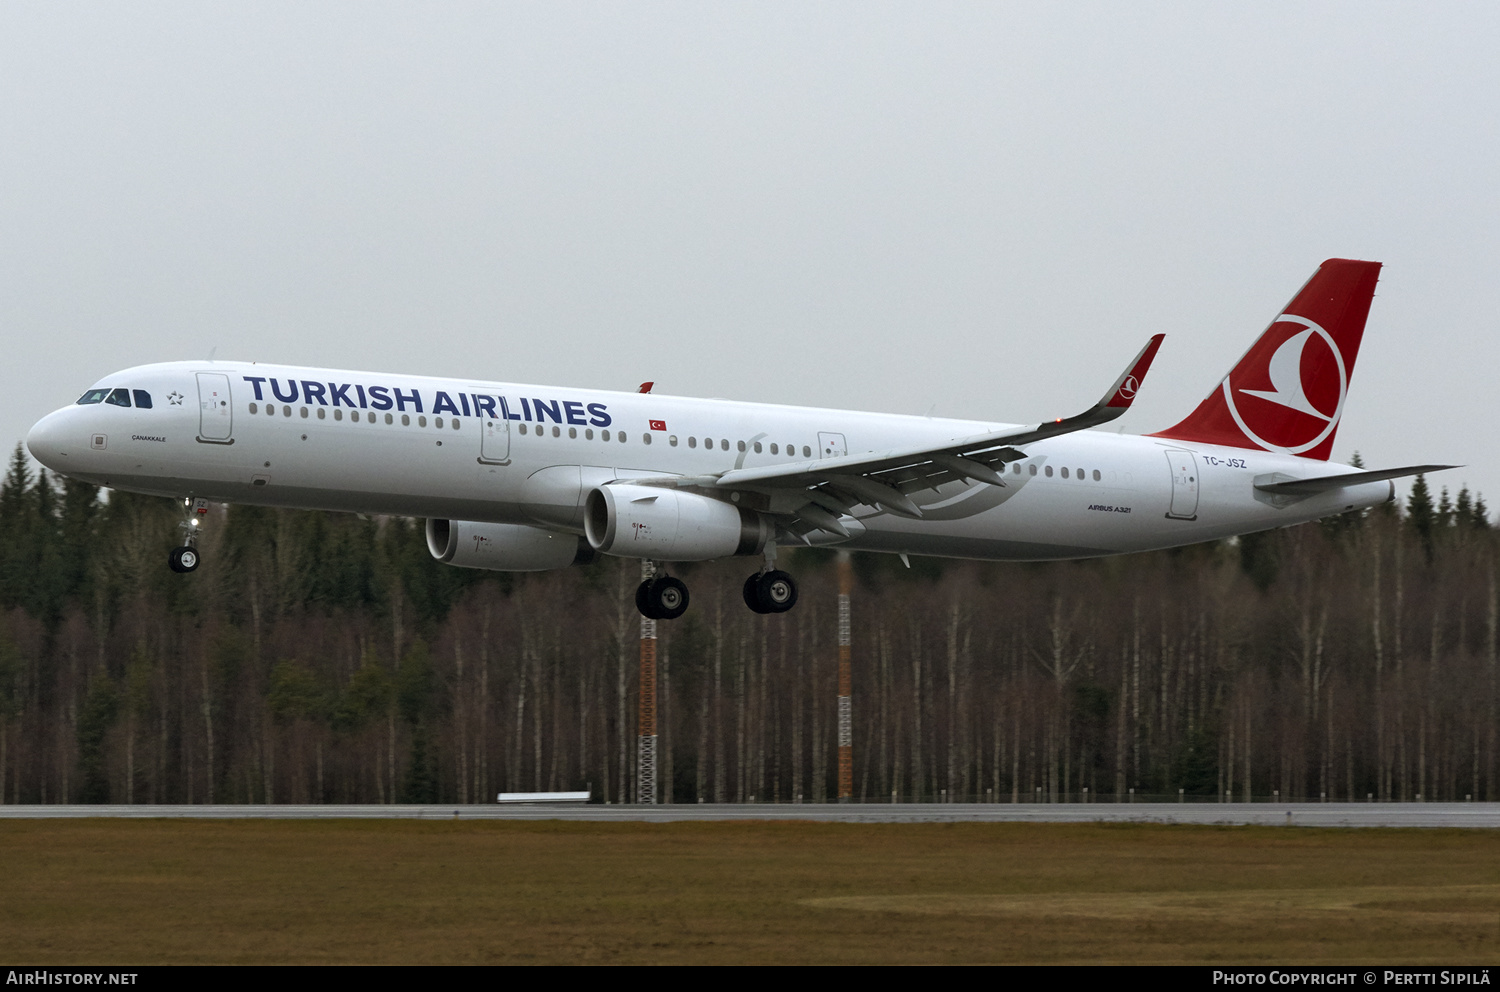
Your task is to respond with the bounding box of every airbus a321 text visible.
[26,259,1453,620]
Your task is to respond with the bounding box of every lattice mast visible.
[837,552,854,802]
[637,560,658,804]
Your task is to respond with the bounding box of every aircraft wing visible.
[696,334,1164,531]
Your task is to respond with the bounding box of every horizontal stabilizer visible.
[1253,464,1458,496]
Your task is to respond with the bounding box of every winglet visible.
[1100,333,1164,409]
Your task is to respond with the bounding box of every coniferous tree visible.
[1409,473,1435,560]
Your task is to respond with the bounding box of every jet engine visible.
[584,484,769,561]
[425,519,597,572]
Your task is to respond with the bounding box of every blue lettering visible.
[474,395,498,419]
[533,398,562,424]
[460,393,472,417]
[242,376,267,400]
[269,378,299,403]
[329,383,354,407]
[587,402,612,427]
[394,388,422,413]
[368,385,393,411]
[501,396,522,421]
[520,398,532,420]
[433,391,461,416]
[355,384,368,408]
[301,381,329,406]
[563,401,587,426]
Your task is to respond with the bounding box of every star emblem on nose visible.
[167,391,184,405]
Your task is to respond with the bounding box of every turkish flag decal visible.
[649,420,666,432]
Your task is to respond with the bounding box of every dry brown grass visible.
[2,819,1498,964]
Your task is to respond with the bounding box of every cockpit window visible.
[77,389,109,405]
[105,388,131,408]
[132,390,152,409]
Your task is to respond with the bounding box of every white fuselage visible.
[25,361,1392,561]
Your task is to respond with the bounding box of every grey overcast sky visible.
[2,3,1495,509]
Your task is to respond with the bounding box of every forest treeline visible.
[0,443,1493,805]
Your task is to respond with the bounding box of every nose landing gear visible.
[168,497,209,573]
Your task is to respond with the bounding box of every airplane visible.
[24,258,1453,620]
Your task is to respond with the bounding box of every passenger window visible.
[300,407,309,419]
[569,427,577,439]
[132,390,152,409]
[283,406,292,417]
[802,445,810,457]
[704,437,713,449]
[249,402,258,414]
[770,443,778,455]
[738,440,746,452]
[106,388,131,408]
[1012,463,1021,475]
[1092,469,1101,482]
[419,416,428,428]
[643,433,651,444]
[1061,467,1069,479]
[1045,466,1054,477]
[435,417,444,429]
[76,389,108,405]
[1029,465,1037,476]
[585,429,594,440]
[267,405,275,417]
[385,413,393,425]
[602,429,611,441]
[452,419,459,430]
[688,437,697,448]
[754,442,762,454]
[619,431,626,443]
[669,435,677,446]
[723,439,731,451]
[402,414,411,427]
[552,426,560,438]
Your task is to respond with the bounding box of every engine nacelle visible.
[425,519,597,572]
[584,484,769,561]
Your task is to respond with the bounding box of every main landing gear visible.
[743,569,797,615]
[633,559,800,620]
[636,573,689,621]
[168,497,209,574]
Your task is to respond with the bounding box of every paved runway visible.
[2,802,1498,827]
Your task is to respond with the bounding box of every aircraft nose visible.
[26,409,75,472]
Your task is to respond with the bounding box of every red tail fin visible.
[1150,258,1381,460]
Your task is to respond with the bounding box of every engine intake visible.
[425,519,597,572]
[584,484,769,561]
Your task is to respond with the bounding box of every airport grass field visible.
[2,819,1498,965]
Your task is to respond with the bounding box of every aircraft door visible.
[480,416,511,464]
[818,432,847,458]
[196,372,233,443]
[1164,448,1198,520]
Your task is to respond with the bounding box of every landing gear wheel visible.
[745,570,797,614]
[650,576,689,620]
[757,570,797,613]
[743,574,765,613]
[168,546,200,573]
[636,575,690,620]
[636,579,657,619]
